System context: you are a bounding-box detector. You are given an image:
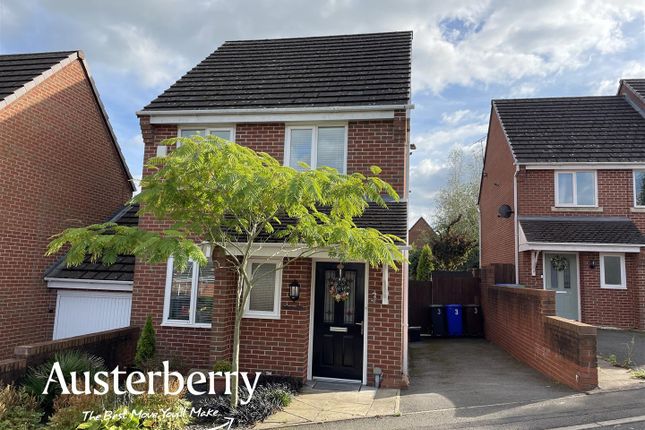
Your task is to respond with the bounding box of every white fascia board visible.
[46,278,133,292]
[519,242,643,253]
[139,104,413,116]
[148,110,397,125]
[524,163,645,170]
[223,242,408,258]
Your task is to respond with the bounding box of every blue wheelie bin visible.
[445,304,463,336]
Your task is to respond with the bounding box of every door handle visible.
[356,321,363,335]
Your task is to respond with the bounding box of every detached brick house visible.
[0,51,134,357]
[479,79,645,329]
[408,217,435,248]
[134,32,412,387]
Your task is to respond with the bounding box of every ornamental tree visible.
[47,135,404,407]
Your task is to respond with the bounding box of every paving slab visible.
[253,382,399,429]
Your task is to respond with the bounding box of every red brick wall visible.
[481,267,597,391]
[0,59,132,358]
[408,218,434,248]
[133,114,407,384]
[479,111,516,266]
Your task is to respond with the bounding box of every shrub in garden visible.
[0,384,43,430]
[212,360,232,373]
[189,383,294,428]
[46,391,109,430]
[23,351,106,414]
[135,316,157,370]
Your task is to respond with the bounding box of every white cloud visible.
[592,60,645,95]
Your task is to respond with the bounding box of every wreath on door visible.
[550,255,568,272]
[329,263,351,302]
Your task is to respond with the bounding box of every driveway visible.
[401,339,574,417]
[597,328,645,369]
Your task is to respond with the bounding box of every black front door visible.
[312,262,364,380]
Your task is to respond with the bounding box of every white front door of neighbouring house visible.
[544,253,579,320]
[53,290,132,340]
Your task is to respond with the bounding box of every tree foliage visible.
[47,135,404,407]
[431,215,476,271]
[415,244,434,281]
[433,144,483,269]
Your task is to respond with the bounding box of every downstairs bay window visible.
[600,253,627,290]
[163,256,215,327]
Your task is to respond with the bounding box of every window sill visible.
[630,207,645,213]
[243,313,281,320]
[161,322,212,329]
[600,285,627,290]
[551,206,603,212]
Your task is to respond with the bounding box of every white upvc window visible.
[284,125,347,173]
[634,170,645,207]
[163,256,215,327]
[555,171,597,207]
[244,259,282,319]
[179,127,236,142]
[600,253,627,290]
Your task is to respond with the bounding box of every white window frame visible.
[633,170,645,208]
[243,259,282,320]
[162,257,213,328]
[283,124,348,174]
[554,171,598,207]
[177,126,236,143]
[599,253,627,290]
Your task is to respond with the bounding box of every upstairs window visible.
[555,171,596,207]
[179,127,235,142]
[285,125,346,173]
[634,171,645,207]
[164,256,215,326]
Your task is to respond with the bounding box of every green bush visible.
[0,384,43,430]
[135,316,157,370]
[47,391,110,430]
[23,351,106,414]
[416,244,435,281]
[213,360,232,373]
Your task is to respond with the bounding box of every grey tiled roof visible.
[246,202,408,243]
[45,205,139,282]
[0,51,76,101]
[519,216,645,245]
[494,96,645,163]
[623,79,645,103]
[143,32,412,111]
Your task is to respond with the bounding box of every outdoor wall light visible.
[589,259,597,269]
[289,280,301,301]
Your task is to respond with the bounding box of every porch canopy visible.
[519,216,645,254]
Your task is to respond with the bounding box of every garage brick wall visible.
[0,59,132,359]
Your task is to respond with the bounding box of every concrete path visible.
[254,381,399,429]
[401,338,574,416]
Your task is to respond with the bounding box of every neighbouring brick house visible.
[0,51,134,358]
[134,31,412,388]
[408,217,435,248]
[479,79,645,329]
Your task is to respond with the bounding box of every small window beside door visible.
[555,171,597,207]
[285,125,347,173]
[600,254,626,289]
[163,256,215,327]
[244,260,282,319]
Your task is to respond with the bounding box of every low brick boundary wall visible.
[0,327,139,384]
[481,267,597,391]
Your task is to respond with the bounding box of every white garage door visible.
[53,290,132,340]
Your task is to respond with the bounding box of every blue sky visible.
[1,0,643,226]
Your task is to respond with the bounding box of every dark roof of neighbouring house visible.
[622,79,645,103]
[519,216,645,245]
[142,31,412,111]
[493,96,645,163]
[44,205,139,282]
[0,51,77,102]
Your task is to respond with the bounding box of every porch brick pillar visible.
[209,256,237,363]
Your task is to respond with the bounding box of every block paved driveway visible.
[401,338,574,417]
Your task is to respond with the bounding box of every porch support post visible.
[531,250,541,277]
